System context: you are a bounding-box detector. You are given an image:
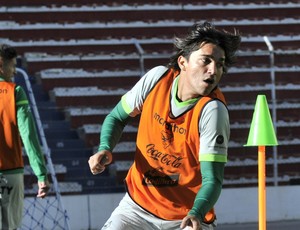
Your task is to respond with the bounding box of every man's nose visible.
[207,62,217,75]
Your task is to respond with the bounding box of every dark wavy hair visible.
[0,44,17,61]
[168,21,241,74]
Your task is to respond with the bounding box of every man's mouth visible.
[204,78,214,85]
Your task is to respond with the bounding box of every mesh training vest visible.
[125,68,226,222]
[0,81,24,171]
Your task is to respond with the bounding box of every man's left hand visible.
[180,215,202,230]
[37,180,50,198]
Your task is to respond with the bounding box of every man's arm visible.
[181,161,224,229]
[189,161,224,221]
[98,100,131,151]
[16,86,47,181]
[16,86,50,197]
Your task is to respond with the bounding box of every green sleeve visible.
[98,100,130,151]
[16,86,48,182]
[188,161,225,222]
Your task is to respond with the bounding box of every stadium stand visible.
[1,0,300,195]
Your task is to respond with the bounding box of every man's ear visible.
[177,56,187,71]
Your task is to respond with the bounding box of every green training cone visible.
[245,95,278,146]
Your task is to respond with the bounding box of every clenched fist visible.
[88,150,112,175]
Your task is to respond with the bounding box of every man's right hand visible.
[88,150,112,175]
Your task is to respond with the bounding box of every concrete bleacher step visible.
[37,68,141,92]
[32,84,66,120]
[44,129,79,139]
[65,107,112,129]
[41,116,83,142]
[78,124,138,147]
[65,106,140,129]
[229,137,300,156]
[3,2,300,25]
[222,83,300,104]
[51,148,93,159]
[49,147,107,188]
[228,100,300,123]
[37,105,66,121]
[48,138,92,160]
[220,66,300,87]
[49,87,127,108]
[23,163,67,182]
[277,143,300,158]
[47,138,87,149]
[3,12,300,41]
[58,160,97,179]
[23,52,141,75]
[42,120,71,130]
[229,125,300,142]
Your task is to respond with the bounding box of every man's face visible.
[178,42,225,100]
[0,57,17,82]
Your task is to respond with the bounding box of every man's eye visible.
[217,62,225,68]
[201,58,211,64]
